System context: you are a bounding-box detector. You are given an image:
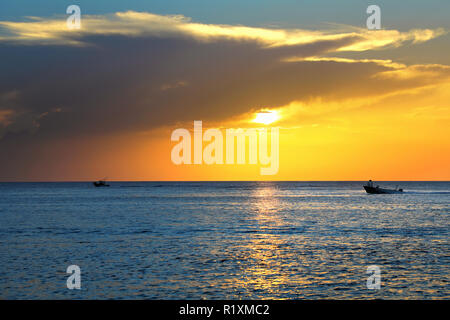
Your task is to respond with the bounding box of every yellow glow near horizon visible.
[252,110,280,125]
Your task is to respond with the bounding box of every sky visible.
[0,1,449,181]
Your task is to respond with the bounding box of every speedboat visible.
[364,185,403,194]
[364,181,403,194]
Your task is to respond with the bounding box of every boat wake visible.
[402,191,450,195]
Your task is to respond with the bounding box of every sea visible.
[0,181,448,299]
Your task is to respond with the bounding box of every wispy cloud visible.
[282,56,406,69]
[0,11,445,51]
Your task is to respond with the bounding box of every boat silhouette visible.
[364,180,403,194]
[93,178,110,187]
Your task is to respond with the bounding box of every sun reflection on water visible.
[231,183,311,298]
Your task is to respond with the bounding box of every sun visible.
[252,110,280,125]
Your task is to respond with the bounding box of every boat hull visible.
[93,182,110,187]
[364,186,402,194]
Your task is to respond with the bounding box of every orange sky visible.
[0,11,449,181]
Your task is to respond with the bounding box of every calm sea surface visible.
[0,181,448,299]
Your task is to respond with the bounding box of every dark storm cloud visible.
[0,32,388,140]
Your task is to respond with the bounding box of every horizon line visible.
[1,180,449,183]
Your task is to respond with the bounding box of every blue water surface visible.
[0,181,448,299]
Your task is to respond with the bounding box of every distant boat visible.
[364,180,403,194]
[93,179,110,187]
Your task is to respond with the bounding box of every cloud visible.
[0,109,14,126]
[374,63,450,80]
[282,56,406,69]
[0,11,448,143]
[0,90,19,130]
[0,11,445,50]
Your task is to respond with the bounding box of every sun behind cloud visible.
[252,110,280,125]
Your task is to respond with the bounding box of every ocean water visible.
[0,181,448,299]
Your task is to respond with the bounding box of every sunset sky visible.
[0,0,449,181]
